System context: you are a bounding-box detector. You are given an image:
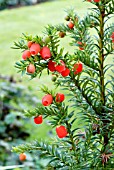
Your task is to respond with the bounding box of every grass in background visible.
[0,0,93,77]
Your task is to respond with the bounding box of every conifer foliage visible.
[12,0,114,169]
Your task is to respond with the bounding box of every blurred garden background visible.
[0,0,113,169]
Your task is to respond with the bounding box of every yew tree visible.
[12,0,114,169]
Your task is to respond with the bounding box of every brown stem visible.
[98,5,109,152]
[99,8,105,107]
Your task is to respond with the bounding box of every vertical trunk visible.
[99,3,109,152]
[99,7,105,106]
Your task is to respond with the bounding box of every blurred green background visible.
[0,0,93,77]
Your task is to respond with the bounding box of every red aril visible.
[27,41,33,48]
[40,46,51,60]
[79,47,84,50]
[61,68,70,77]
[67,22,74,29]
[27,64,35,74]
[111,32,114,40]
[55,60,65,73]
[22,50,31,60]
[30,43,40,55]
[19,153,26,161]
[56,93,65,103]
[48,60,56,72]
[42,94,53,106]
[73,62,83,74]
[56,126,68,138]
[94,0,100,2]
[34,115,43,124]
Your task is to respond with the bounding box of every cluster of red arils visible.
[22,41,51,74]
[47,58,83,77]
[33,93,68,138]
[42,92,65,106]
[48,60,70,77]
[21,41,83,77]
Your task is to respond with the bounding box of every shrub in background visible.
[0,75,40,168]
[0,0,50,10]
[12,0,114,169]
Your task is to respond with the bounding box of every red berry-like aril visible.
[30,43,40,55]
[67,22,74,29]
[55,60,66,73]
[73,62,83,74]
[61,68,70,77]
[27,64,35,74]
[27,41,33,48]
[22,50,31,60]
[94,0,100,2]
[111,32,114,39]
[19,153,26,161]
[77,42,85,50]
[34,115,43,124]
[42,94,53,106]
[48,60,56,72]
[79,47,84,50]
[56,93,65,103]
[56,126,68,138]
[77,41,83,45]
[40,46,51,60]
